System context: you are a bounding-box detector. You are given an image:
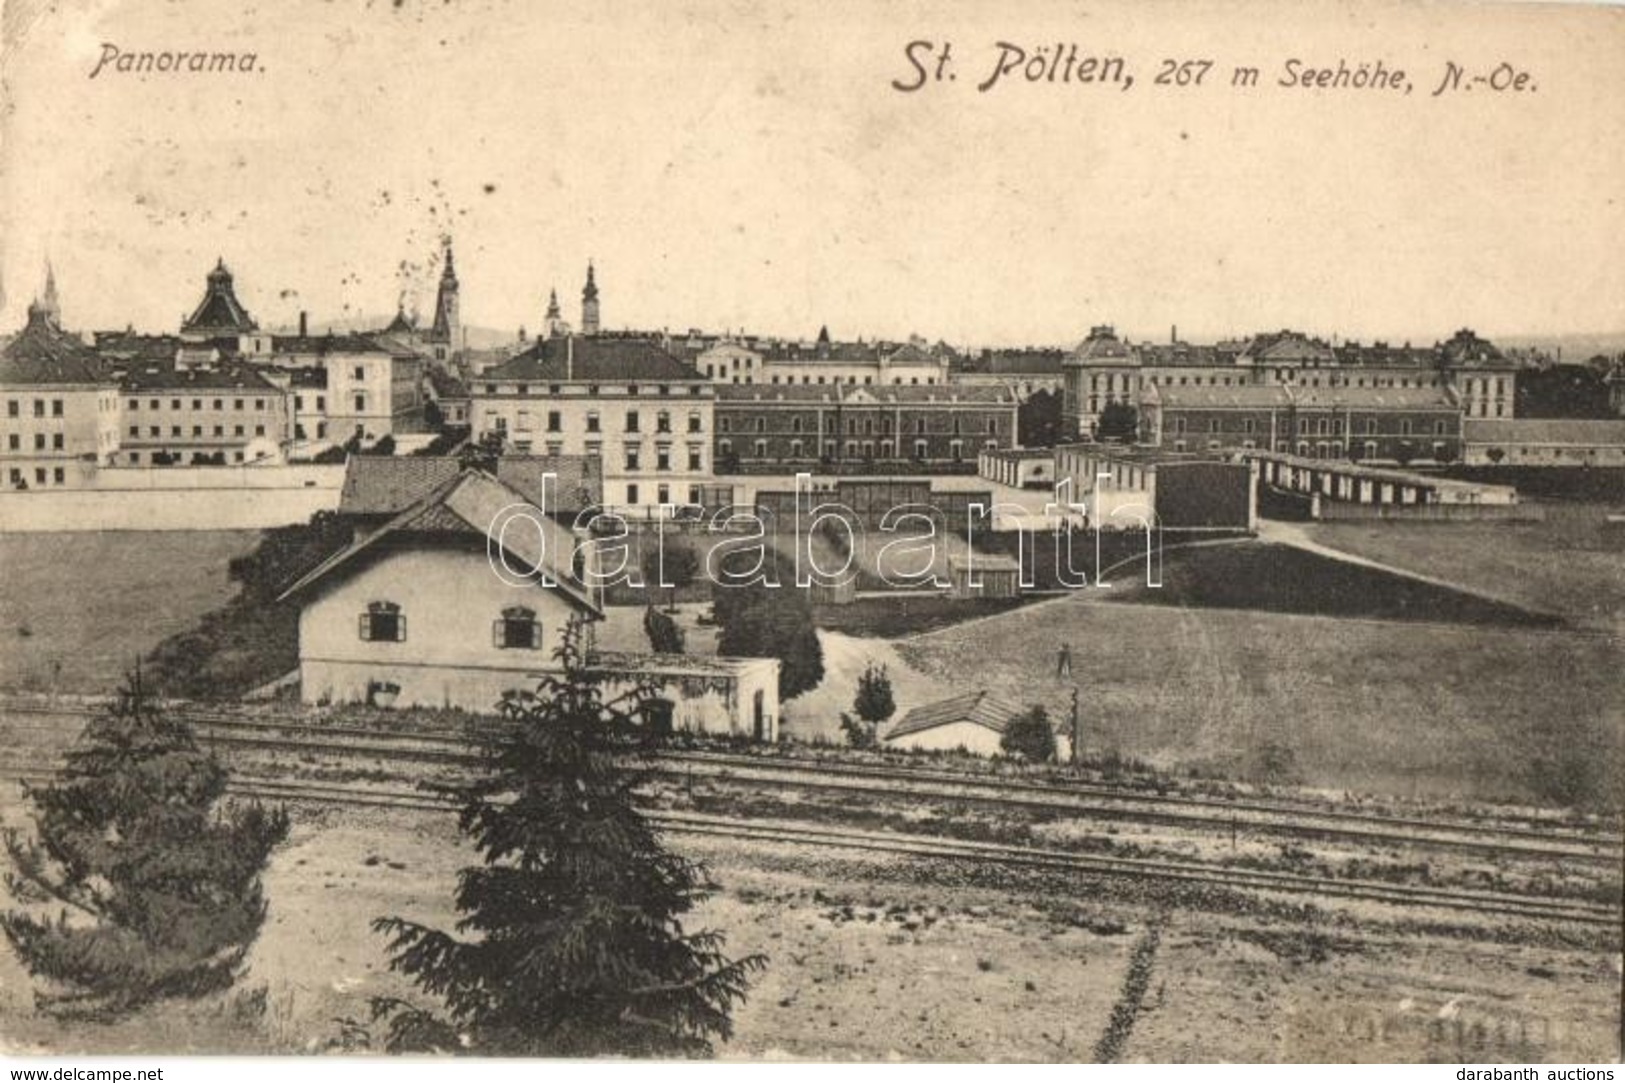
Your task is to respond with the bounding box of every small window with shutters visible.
[359,601,405,642]
[494,606,541,650]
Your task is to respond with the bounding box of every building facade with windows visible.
[281,469,779,738]
[114,360,289,465]
[0,303,120,488]
[1138,383,1463,464]
[468,335,713,512]
[713,383,1019,472]
[1063,325,1516,442]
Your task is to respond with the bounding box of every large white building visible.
[469,335,713,513]
[1,303,120,488]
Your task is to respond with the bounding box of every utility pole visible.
[1069,685,1082,769]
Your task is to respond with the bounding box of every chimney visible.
[1171,324,1177,344]
[299,311,308,338]
[566,335,574,381]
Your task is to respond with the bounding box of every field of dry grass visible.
[0,531,261,695]
[897,592,1622,809]
[1304,504,1625,632]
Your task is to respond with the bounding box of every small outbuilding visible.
[882,690,1025,757]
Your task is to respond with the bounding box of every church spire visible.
[429,240,461,352]
[40,261,60,327]
[580,261,600,336]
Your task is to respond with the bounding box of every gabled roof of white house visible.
[279,469,602,616]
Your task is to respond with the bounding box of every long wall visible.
[0,463,344,532]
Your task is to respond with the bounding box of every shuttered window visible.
[359,601,406,642]
[493,606,541,650]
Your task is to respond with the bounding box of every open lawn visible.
[0,531,260,694]
[1104,542,1556,627]
[897,594,1623,809]
[1305,504,1625,632]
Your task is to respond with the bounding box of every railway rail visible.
[4,700,1621,868]
[3,767,1612,929]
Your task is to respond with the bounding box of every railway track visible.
[4,768,1610,928]
[5,700,1621,867]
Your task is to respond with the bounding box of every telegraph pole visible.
[1069,685,1082,769]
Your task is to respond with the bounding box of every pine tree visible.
[1,670,289,1020]
[369,617,766,1057]
[853,663,896,728]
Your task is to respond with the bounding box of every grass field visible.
[1104,542,1556,627]
[0,531,261,694]
[897,593,1622,809]
[1304,504,1625,632]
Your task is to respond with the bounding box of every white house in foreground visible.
[279,468,779,739]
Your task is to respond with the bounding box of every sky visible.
[1,0,1622,349]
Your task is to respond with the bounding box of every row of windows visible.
[6,399,65,418]
[496,409,703,435]
[128,397,269,412]
[359,603,553,650]
[720,437,997,460]
[8,466,66,487]
[708,372,941,387]
[7,433,65,451]
[126,450,249,465]
[621,483,705,505]
[1172,439,1454,458]
[717,415,1001,436]
[1166,416,1451,437]
[126,424,267,439]
[481,382,704,398]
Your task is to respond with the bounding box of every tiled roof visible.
[715,383,1014,405]
[974,348,1067,375]
[281,469,601,614]
[269,333,401,357]
[339,454,602,516]
[425,367,468,399]
[1285,386,1456,410]
[94,332,184,362]
[118,358,280,392]
[1463,419,1625,445]
[482,336,700,383]
[0,308,108,385]
[1148,385,1294,409]
[885,690,1025,742]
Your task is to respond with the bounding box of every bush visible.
[838,711,876,750]
[643,605,686,655]
[713,548,825,700]
[1000,706,1057,763]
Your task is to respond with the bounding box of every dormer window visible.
[494,606,541,649]
[359,600,405,642]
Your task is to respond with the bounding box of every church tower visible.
[40,262,60,328]
[581,262,600,336]
[429,242,461,355]
[544,288,569,340]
